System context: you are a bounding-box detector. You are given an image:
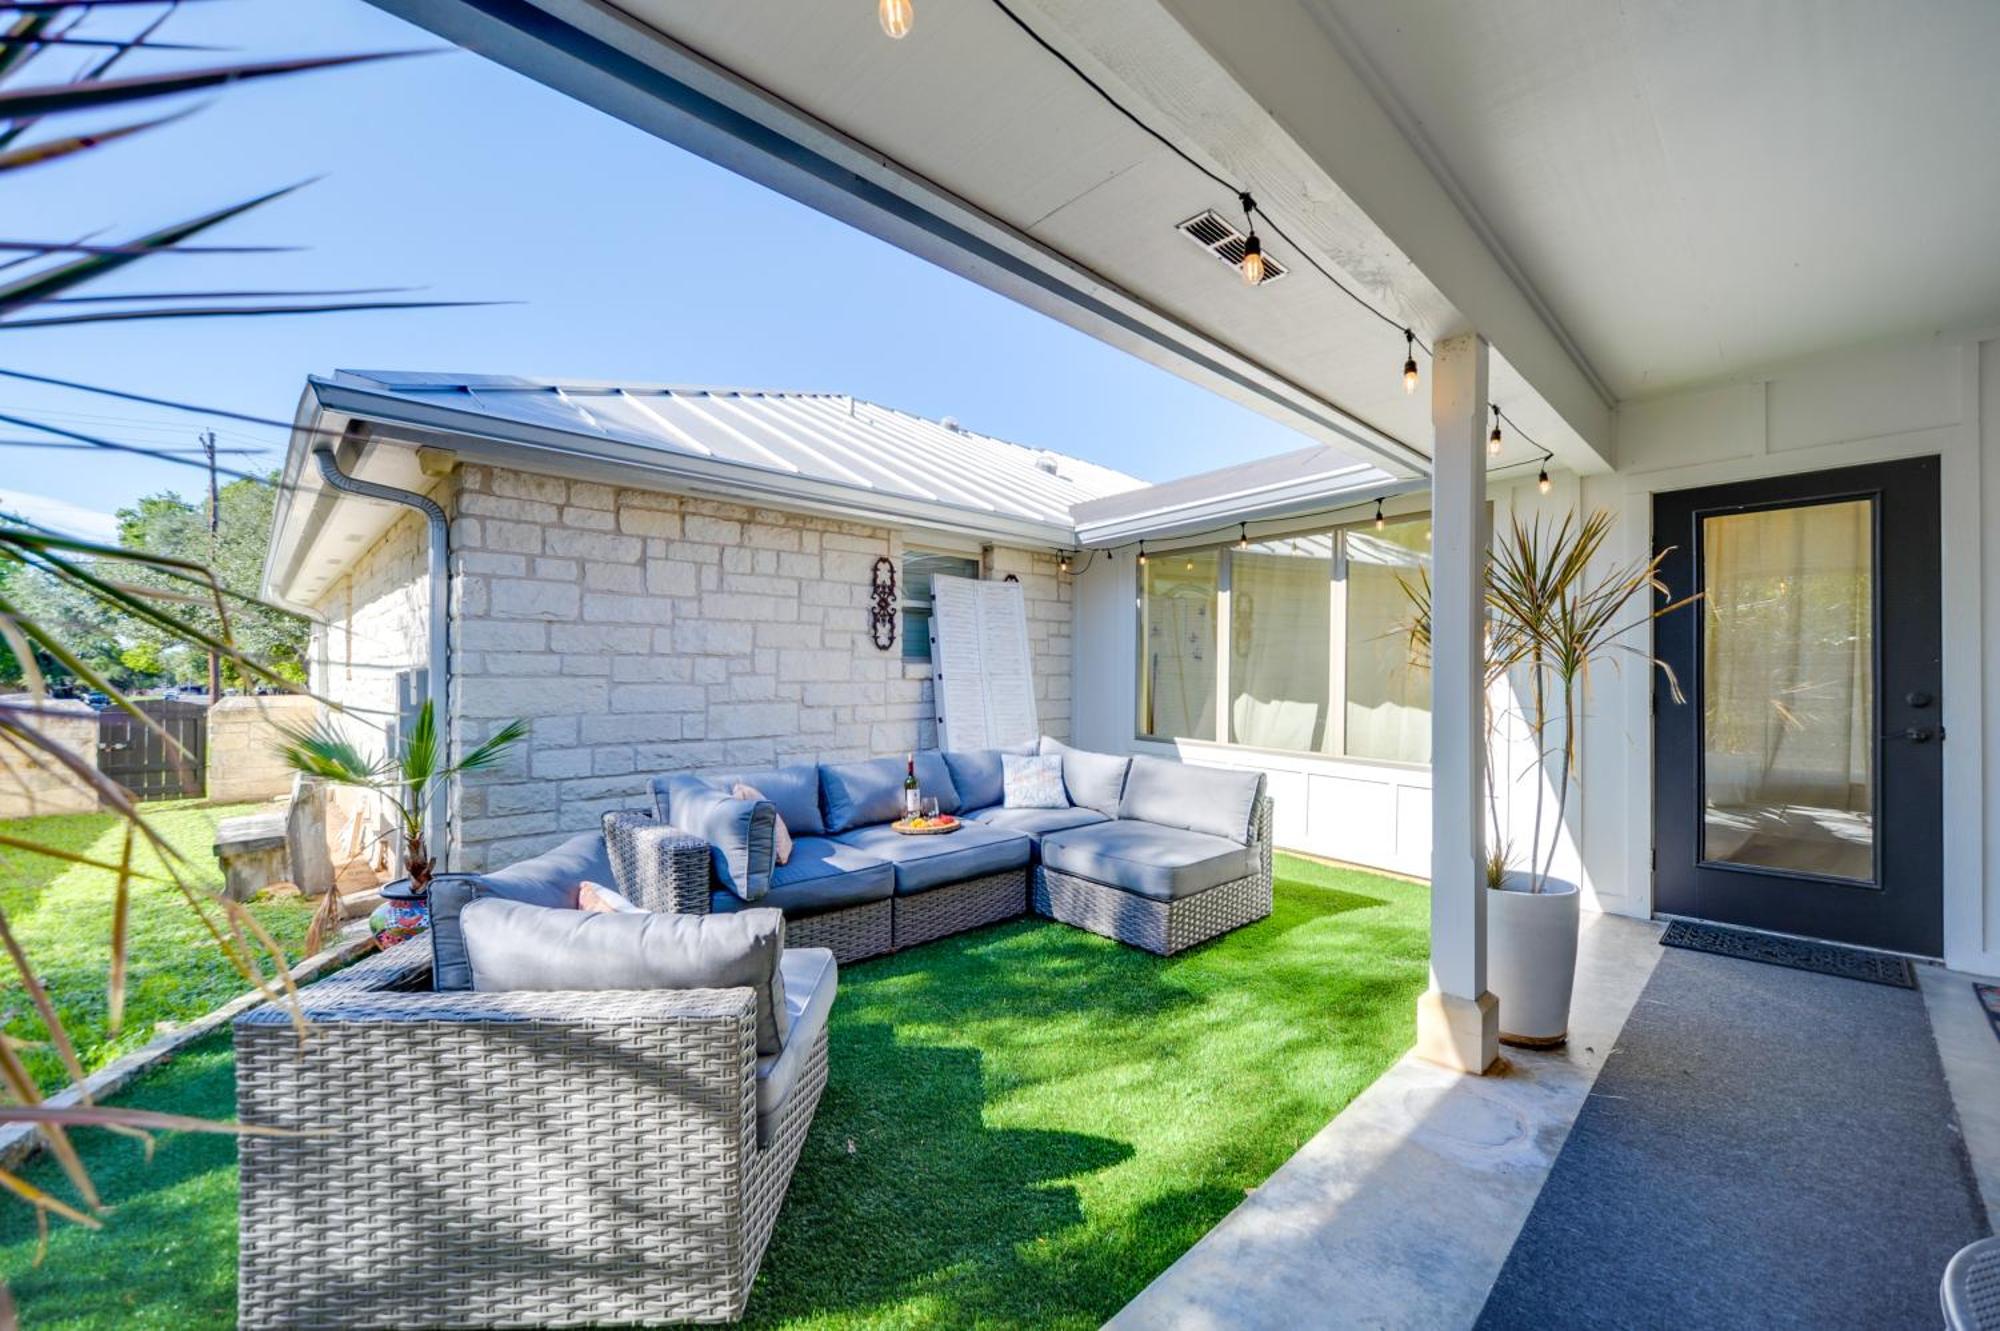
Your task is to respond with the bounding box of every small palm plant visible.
[274,702,527,894]
[1405,508,1697,891]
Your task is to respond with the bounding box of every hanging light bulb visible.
[1237,522,1249,550]
[1537,456,1553,495]
[1488,404,1503,457]
[879,0,914,39]
[1059,550,1071,574]
[1137,541,1148,567]
[1374,498,1386,531]
[1238,192,1264,285]
[1402,329,1419,396]
[1240,234,1265,286]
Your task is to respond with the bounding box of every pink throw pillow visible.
[577,880,640,913]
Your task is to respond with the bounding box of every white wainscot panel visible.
[1308,773,1397,867]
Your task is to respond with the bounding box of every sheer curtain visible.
[1229,537,1332,751]
[1344,519,1432,764]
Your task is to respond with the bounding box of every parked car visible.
[84,692,110,711]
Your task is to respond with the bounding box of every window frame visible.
[900,547,981,663]
[1130,509,1434,766]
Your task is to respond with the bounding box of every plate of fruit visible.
[893,813,961,835]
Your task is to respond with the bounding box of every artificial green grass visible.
[0,800,319,1088]
[0,855,1429,1328]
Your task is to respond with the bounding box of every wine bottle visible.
[904,752,921,817]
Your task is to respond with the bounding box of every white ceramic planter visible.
[1488,872,1581,1048]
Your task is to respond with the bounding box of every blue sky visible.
[2,0,1308,539]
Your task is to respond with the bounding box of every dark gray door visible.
[1652,457,1942,955]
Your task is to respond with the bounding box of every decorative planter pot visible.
[368,878,429,950]
[1488,872,1580,1048]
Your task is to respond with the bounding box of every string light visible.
[1402,329,1419,396]
[1374,498,1386,531]
[879,0,914,39]
[1237,522,1248,550]
[1058,550,1071,573]
[1488,404,1503,457]
[1237,192,1265,286]
[1137,540,1147,567]
[1537,453,1553,495]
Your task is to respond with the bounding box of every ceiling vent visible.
[1176,210,1288,285]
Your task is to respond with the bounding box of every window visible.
[1229,535,1333,751]
[1134,513,1432,763]
[1343,516,1432,764]
[1139,549,1219,740]
[901,549,979,662]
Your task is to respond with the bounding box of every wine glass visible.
[925,797,940,821]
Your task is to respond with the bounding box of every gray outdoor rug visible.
[1476,946,1989,1330]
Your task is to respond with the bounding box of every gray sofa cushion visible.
[941,742,1037,813]
[715,763,826,837]
[709,836,895,918]
[756,947,837,1147]
[1040,821,1254,902]
[830,822,1032,895]
[1038,736,1132,818]
[1118,756,1265,844]
[820,753,961,833]
[661,774,776,901]
[963,804,1109,845]
[459,896,790,1056]
[429,830,607,991]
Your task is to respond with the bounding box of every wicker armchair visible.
[1034,796,1275,955]
[235,933,827,1329]
[606,810,896,964]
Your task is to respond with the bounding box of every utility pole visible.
[202,428,221,702]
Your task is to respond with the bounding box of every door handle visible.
[1884,727,1939,743]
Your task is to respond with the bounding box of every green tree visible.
[116,475,308,686]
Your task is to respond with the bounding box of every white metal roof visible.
[317,371,1142,530]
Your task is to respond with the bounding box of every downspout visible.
[311,444,453,868]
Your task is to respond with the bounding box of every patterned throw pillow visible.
[578,880,641,914]
[734,782,793,865]
[1001,753,1069,809]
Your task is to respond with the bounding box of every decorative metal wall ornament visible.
[869,555,898,651]
[1003,573,1019,584]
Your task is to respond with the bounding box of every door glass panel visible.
[1229,535,1333,752]
[1701,499,1875,882]
[1139,550,1218,740]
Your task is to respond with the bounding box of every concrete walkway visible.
[1111,918,2000,1330]
[1108,912,1665,1331]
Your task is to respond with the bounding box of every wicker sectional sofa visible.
[643,739,1274,962]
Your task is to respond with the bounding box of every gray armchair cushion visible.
[755,947,838,1146]
[459,896,790,1056]
[1040,821,1254,901]
[819,753,961,833]
[831,822,1032,895]
[708,836,895,918]
[963,804,1109,845]
[1038,736,1132,818]
[662,774,776,901]
[1118,755,1265,844]
[429,829,607,991]
[941,742,1037,813]
[714,763,826,837]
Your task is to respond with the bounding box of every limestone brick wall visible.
[447,464,1074,870]
[0,697,99,818]
[205,695,320,803]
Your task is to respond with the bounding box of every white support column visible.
[1415,332,1499,1074]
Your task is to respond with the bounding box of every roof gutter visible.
[312,443,453,869]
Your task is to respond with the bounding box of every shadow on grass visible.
[741,1020,1133,1328]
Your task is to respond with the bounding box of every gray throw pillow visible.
[429,829,608,992]
[661,775,776,901]
[459,897,791,1056]
[1002,753,1069,809]
[1038,736,1132,818]
[1119,755,1265,844]
[820,753,962,832]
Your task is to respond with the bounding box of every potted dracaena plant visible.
[1405,509,1695,1046]
[275,701,527,946]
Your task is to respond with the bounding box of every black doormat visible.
[1659,919,1916,989]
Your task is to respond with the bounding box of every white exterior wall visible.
[1579,332,1998,974]
[1072,332,1998,973]
[446,464,1074,871]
